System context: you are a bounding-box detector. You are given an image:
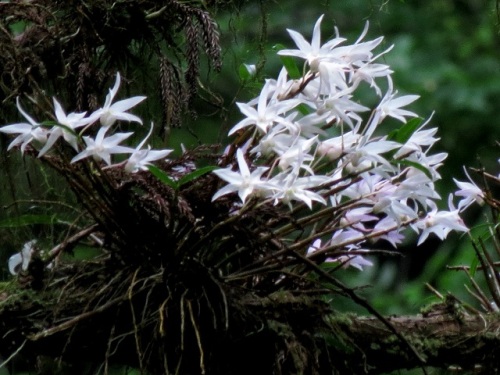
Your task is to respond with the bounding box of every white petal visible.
[236,149,250,178]
[8,253,22,275]
[212,184,238,201]
[311,14,324,52]
[110,96,147,112]
[286,29,312,55]
[16,97,38,126]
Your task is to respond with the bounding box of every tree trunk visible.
[1,277,499,374]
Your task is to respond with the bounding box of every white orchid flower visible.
[278,14,346,73]
[229,80,300,135]
[90,72,146,128]
[212,148,270,203]
[413,196,469,245]
[0,98,47,153]
[8,240,36,275]
[71,127,134,165]
[124,123,173,173]
[454,169,485,211]
[38,98,96,157]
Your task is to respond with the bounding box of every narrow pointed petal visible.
[110,96,147,112]
[311,14,324,51]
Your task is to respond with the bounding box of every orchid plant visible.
[2,15,472,287]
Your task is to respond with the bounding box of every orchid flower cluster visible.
[1,74,178,274]
[1,15,473,276]
[211,15,469,270]
[0,72,172,174]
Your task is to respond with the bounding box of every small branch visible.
[0,340,27,369]
[47,223,100,261]
[28,294,125,341]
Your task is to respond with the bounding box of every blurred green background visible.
[2,0,500,318]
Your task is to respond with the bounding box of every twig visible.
[0,340,27,369]
[187,300,206,375]
[28,294,125,340]
[128,268,144,373]
[447,262,500,271]
[470,237,500,308]
[425,283,444,300]
[47,223,100,261]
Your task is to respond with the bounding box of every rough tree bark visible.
[1,277,499,374]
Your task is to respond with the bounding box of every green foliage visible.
[387,118,423,144]
[275,50,303,79]
[0,214,69,228]
[148,164,217,191]
[147,165,179,189]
